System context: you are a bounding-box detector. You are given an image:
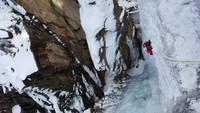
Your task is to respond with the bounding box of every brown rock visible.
[23,66,104,112]
[0,89,47,113]
[11,0,139,112]
[94,0,137,72]
[113,0,136,69]
[44,43,70,68]
[23,20,75,69]
[16,0,92,67]
[20,12,105,112]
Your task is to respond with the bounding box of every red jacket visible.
[143,41,153,55]
[143,42,151,48]
[147,47,153,55]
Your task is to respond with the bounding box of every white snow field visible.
[0,1,37,92]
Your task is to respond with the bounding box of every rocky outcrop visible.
[16,0,139,72]
[113,0,135,69]
[21,17,104,112]
[23,19,77,69]
[23,66,104,112]
[0,88,47,113]
[8,0,106,111]
[16,0,92,67]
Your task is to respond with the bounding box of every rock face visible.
[113,0,136,69]
[16,0,92,67]
[23,19,77,69]
[0,0,139,112]
[21,16,104,112]
[16,0,138,72]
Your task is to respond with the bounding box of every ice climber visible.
[143,40,153,55]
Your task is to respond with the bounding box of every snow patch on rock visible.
[0,0,37,91]
[12,104,21,113]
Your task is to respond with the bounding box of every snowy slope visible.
[139,0,200,113]
[0,0,37,91]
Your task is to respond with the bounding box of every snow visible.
[24,87,54,111]
[138,0,200,112]
[78,0,112,70]
[127,60,145,77]
[179,66,197,90]
[83,65,102,87]
[49,95,63,113]
[118,0,138,9]
[108,55,161,113]
[78,0,125,72]
[94,63,144,113]
[73,96,85,112]
[101,0,200,113]
[0,0,37,91]
[191,100,200,113]
[2,0,200,113]
[24,86,87,113]
[12,105,21,113]
[24,87,71,113]
[81,74,96,98]
[93,71,126,113]
[83,109,91,113]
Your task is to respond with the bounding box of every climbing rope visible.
[154,52,200,63]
